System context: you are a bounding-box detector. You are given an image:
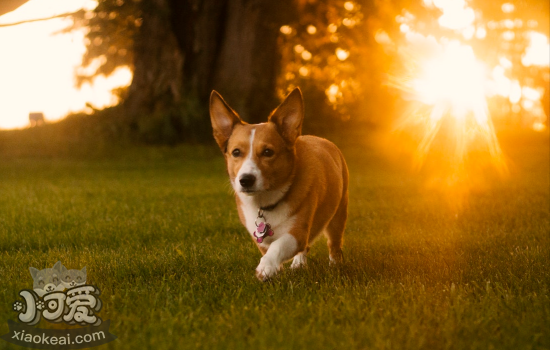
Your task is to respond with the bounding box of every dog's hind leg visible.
[325,194,348,264]
[290,247,310,269]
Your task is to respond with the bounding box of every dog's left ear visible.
[210,91,244,151]
[269,88,304,145]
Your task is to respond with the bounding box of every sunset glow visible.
[0,0,132,129]
[411,41,486,116]
[399,38,505,171]
[386,0,550,176]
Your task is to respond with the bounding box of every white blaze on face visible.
[235,128,264,193]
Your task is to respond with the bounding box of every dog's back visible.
[286,135,348,261]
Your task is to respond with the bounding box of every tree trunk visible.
[125,0,292,142]
[209,0,289,123]
[125,0,183,125]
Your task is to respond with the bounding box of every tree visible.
[276,0,423,126]
[73,0,414,141]
[74,0,293,143]
[75,0,548,143]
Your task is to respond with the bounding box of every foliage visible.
[67,0,549,143]
[132,96,211,145]
[276,0,434,123]
[70,0,141,86]
[276,0,549,128]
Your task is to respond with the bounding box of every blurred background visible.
[0,0,548,146]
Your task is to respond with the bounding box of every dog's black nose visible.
[239,174,256,188]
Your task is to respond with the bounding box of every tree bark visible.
[125,0,183,123]
[173,0,292,122]
[125,0,292,139]
[209,0,288,123]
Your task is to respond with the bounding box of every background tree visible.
[73,0,548,143]
[73,0,293,143]
[276,0,432,131]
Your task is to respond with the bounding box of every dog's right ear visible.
[269,88,304,146]
[29,267,39,279]
[210,91,243,152]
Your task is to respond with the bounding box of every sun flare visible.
[402,40,506,172]
[412,42,486,119]
[385,0,550,179]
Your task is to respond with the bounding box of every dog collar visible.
[259,194,287,212]
[260,202,279,211]
[259,181,293,212]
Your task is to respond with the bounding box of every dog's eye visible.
[39,280,44,286]
[231,149,241,157]
[262,149,274,157]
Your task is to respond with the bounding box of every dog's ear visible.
[269,88,304,145]
[210,91,244,152]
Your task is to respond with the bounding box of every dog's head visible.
[210,88,304,195]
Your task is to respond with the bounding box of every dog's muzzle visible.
[239,174,256,190]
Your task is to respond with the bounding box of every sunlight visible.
[412,41,486,119]
[383,0,550,180]
[0,0,132,129]
[388,21,510,177]
[522,31,550,67]
[425,0,475,30]
[404,40,504,171]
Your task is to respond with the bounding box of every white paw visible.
[329,255,344,265]
[255,261,280,281]
[290,253,307,269]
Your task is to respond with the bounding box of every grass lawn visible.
[0,128,548,350]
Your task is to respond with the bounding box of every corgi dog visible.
[210,88,349,281]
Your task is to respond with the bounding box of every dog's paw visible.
[255,262,279,282]
[290,253,307,269]
[329,251,344,265]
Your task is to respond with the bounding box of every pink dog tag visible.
[257,222,267,233]
[254,210,274,243]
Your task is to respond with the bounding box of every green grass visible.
[0,128,548,350]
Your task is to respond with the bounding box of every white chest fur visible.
[237,193,295,249]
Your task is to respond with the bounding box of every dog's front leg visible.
[255,233,298,281]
